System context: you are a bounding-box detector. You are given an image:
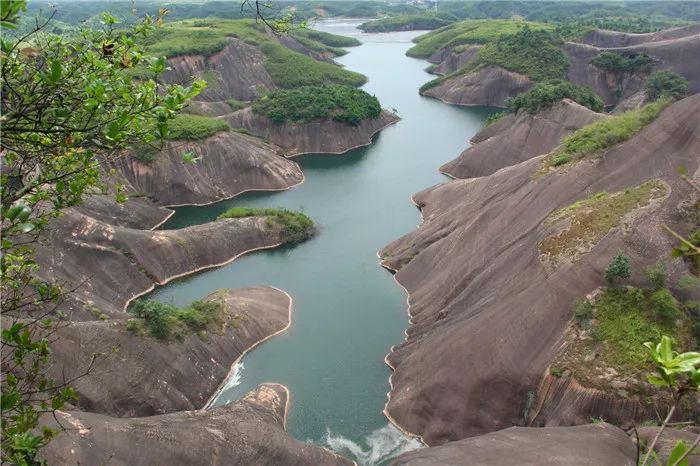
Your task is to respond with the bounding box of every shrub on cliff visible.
[591,51,653,74]
[504,80,604,114]
[165,114,230,140]
[646,71,689,101]
[128,299,224,340]
[253,85,381,125]
[218,207,315,242]
[605,253,631,286]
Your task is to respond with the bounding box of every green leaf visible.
[667,440,689,466]
[49,60,62,83]
[1,391,20,411]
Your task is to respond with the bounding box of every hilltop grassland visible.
[142,19,366,88]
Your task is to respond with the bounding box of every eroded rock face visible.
[115,132,303,206]
[441,99,605,179]
[163,38,275,103]
[390,423,636,466]
[225,108,400,156]
[47,287,291,417]
[428,45,481,76]
[566,25,700,106]
[33,208,288,318]
[422,65,532,108]
[636,427,700,466]
[379,94,700,444]
[42,384,353,466]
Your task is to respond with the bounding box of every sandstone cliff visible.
[428,45,481,76]
[566,25,700,105]
[379,94,700,444]
[440,99,605,179]
[115,132,303,206]
[48,287,291,417]
[43,384,353,466]
[422,65,532,108]
[224,108,400,156]
[33,207,292,319]
[390,423,636,465]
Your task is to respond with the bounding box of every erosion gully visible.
[146,19,495,466]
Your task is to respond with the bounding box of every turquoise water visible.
[147,20,494,465]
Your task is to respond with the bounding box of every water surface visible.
[148,20,495,465]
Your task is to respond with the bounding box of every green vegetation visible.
[253,85,381,125]
[218,207,315,242]
[504,80,604,115]
[407,19,554,59]
[646,71,690,101]
[605,252,631,286]
[546,99,670,167]
[260,41,366,88]
[127,298,224,340]
[573,298,594,323]
[483,111,508,127]
[539,181,667,261]
[141,19,366,88]
[165,114,230,140]
[226,98,248,112]
[644,263,668,291]
[591,51,653,74]
[476,26,569,82]
[359,12,457,33]
[290,28,360,56]
[554,16,691,41]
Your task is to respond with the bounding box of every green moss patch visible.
[539,180,667,261]
[217,207,315,243]
[252,85,381,125]
[544,98,670,168]
[165,114,230,140]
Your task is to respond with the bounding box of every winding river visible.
[147,20,494,465]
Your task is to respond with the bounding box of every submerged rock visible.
[42,383,353,466]
[379,94,700,444]
[224,108,400,156]
[390,423,636,465]
[441,99,605,179]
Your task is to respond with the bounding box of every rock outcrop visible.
[422,65,532,107]
[390,423,636,465]
[224,108,400,156]
[33,207,291,318]
[428,45,481,76]
[379,94,700,444]
[636,427,700,466]
[440,99,605,179]
[42,383,353,466]
[163,38,275,104]
[115,132,303,206]
[566,25,700,106]
[48,287,291,417]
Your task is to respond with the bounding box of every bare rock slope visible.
[566,25,700,105]
[115,132,303,206]
[441,99,605,179]
[225,108,400,156]
[390,423,636,466]
[49,287,291,417]
[43,384,352,466]
[379,94,700,445]
[33,207,290,318]
[422,65,532,108]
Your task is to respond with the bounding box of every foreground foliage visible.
[0,4,202,462]
[253,85,381,125]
